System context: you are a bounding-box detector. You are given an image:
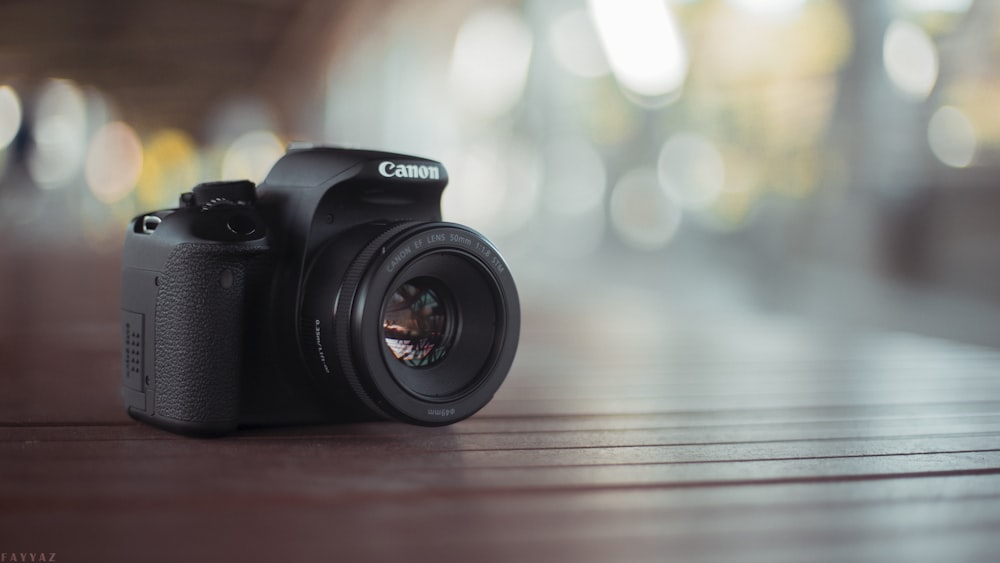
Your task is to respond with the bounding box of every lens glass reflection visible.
[383,279,452,368]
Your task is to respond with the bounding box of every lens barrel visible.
[301,222,519,425]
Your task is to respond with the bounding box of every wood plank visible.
[4,476,1000,562]
[3,245,1000,562]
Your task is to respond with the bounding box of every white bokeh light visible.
[222,130,285,184]
[883,20,939,100]
[542,137,606,217]
[549,9,610,79]
[588,0,688,98]
[609,168,682,251]
[658,133,726,209]
[448,7,534,120]
[894,0,973,13]
[86,121,144,204]
[0,85,22,150]
[442,140,541,238]
[29,79,89,189]
[727,0,807,20]
[927,105,976,168]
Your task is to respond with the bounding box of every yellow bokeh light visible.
[697,0,852,84]
[137,129,201,208]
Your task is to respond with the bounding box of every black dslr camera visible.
[120,147,520,436]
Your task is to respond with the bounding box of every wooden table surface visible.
[2,241,1000,563]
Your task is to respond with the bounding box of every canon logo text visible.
[378,161,440,180]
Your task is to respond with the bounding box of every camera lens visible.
[382,279,453,369]
[302,222,520,426]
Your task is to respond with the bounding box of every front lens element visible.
[383,279,452,368]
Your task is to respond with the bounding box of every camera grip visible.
[153,242,267,433]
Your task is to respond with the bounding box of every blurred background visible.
[1,0,999,347]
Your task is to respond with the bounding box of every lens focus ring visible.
[335,222,419,419]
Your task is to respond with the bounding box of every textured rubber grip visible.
[154,242,267,427]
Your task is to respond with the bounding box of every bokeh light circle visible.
[658,133,726,210]
[29,79,88,190]
[928,105,976,168]
[609,168,682,251]
[86,121,144,204]
[0,85,22,150]
[221,130,285,184]
[883,20,939,99]
[549,9,609,78]
[449,7,533,120]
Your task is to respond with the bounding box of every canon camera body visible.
[120,147,520,436]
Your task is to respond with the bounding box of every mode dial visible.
[181,180,257,209]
